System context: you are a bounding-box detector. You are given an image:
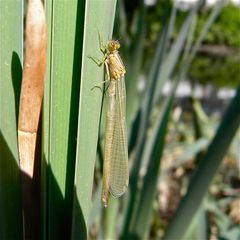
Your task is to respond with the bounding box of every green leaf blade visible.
[71,1,117,239]
[0,0,23,239]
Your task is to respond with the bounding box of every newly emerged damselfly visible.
[91,36,129,207]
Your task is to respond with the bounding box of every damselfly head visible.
[107,40,120,53]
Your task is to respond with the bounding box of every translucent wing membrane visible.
[101,42,128,206]
[108,76,129,197]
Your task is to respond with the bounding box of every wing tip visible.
[109,180,129,198]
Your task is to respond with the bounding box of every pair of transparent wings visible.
[104,76,129,197]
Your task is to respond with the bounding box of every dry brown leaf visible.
[18,0,46,178]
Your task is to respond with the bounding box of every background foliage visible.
[0,0,239,240]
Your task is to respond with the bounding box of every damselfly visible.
[91,37,129,207]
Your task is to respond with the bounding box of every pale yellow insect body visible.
[101,40,129,207]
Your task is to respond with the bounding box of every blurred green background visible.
[0,0,239,239]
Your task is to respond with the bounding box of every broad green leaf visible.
[0,0,23,238]
[43,1,85,238]
[71,1,117,239]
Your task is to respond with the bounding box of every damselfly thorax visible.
[106,51,126,80]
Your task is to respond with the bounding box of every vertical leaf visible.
[43,0,84,238]
[18,0,46,178]
[0,0,23,238]
[71,1,117,239]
